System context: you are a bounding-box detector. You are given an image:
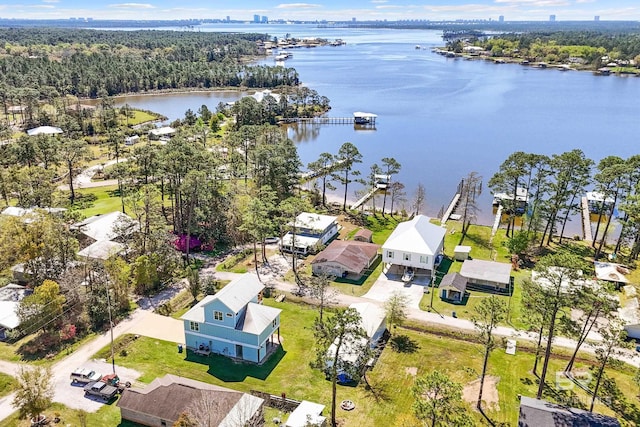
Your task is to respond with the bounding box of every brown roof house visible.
[312,240,379,280]
[117,374,264,427]
[353,228,373,243]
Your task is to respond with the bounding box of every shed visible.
[286,401,326,427]
[353,228,373,243]
[439,273,468,302]
[454,245,471,261]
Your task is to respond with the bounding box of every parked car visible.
[264,237,280,245]
[84,380,118,402]
[70,368,102,384]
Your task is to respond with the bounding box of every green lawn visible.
[0,373,16,398]
[83,299,635,427]
[0,401,121,427]
[73,185,122,217]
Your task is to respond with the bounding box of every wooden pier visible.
[350,187,379,210]
[490,205,503,241]
[440,179,464,225]
[280,111,377,127]
[440,193,461,226]
[581,196,593,242]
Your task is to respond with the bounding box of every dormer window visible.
[214,311,223,321]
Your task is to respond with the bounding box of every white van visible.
[70,368,102,384]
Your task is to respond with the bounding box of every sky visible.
[0,0,639,22]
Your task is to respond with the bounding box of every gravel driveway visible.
[52,359,141,412]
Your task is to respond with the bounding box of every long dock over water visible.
[581,197,593,242]
[280,117,360,124]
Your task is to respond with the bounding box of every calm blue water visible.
[111,24,640,225]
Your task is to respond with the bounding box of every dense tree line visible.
[457,31,640,65]
[0,28,299,99]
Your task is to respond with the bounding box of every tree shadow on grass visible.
[389,334,419,353]
[185,346,287,382]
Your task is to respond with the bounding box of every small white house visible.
[454,245,471,261]
[381,215,445,277]
[124,135,140,146]
[281,212,339,255]
[350,302,387,347]
[286,401,327,427]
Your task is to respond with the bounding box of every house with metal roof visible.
[117,374,264,427]
[0,284,32,340]
[518,396,620,426]
[26,126,63,136]
[439,272,468,302]
[381,215,446,278]
[71,211,135,260]
[285,401,326,427]
[280,212,339,255]
[460,259,512,292]
[181,273,281,363]
[311,240,379,280]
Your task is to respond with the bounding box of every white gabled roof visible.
[27,126,63,136]
[240,303,281,335]
[72,211,133,241]
[77,240,125,260]
[293,212,337,232]
[181,295,214,323]
[215,274,264,313]
[382,215,445,256]
[349,302,386,339]
[181,274,265,323]
[148,126,176,136]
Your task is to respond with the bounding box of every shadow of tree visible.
[389,334,419,353]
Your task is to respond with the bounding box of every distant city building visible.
[226,16,230,22]
[595,15,600,21]
[549,14,556,22]
[253,14,260,23]
[261,15,268,23]
[499,15,504,23]
[352,17,356,22]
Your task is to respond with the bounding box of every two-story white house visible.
[181,274,281,364]
[381,215,446,279]
[281,212,339,255]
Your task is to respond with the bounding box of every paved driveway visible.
[129,311,185,344]
[363,272,428,308]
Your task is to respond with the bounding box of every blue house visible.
[181,274,282,363]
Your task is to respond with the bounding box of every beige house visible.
[312,240,379,280]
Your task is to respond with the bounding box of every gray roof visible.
[181,274,265,323]
[236,303,281,335]
[440,273,468,293]
[460,259,512,285]
[382,215,445,255]
[77,240,125,260]
[0,284,31,329]
[117,374,263,426]
[519,396,620,427]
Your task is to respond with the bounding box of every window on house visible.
[403,253,411,261]
[189,321,199,332]
[420,255,428,264]
[272,319,277,327]
[214,311,223,321]
[387,251,394,259]
[226,313,233,318]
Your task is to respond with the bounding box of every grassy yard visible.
[45,299,635,427]
[0,373,16,398]
[73,185,122,217]
[0,401,121,427]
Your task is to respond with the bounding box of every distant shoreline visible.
[433,48,640,77]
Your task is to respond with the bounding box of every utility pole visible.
[106,284,115,375]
